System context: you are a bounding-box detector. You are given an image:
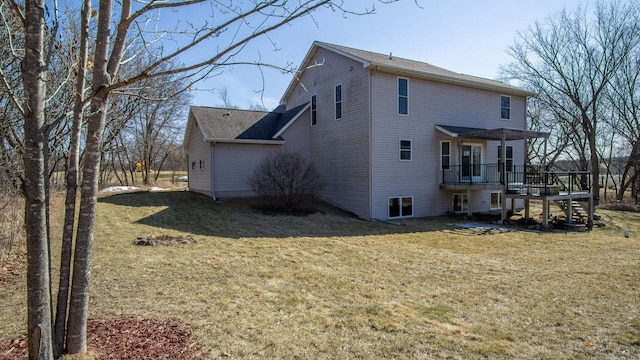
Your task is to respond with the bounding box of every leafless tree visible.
[501,1,640,205]
[10,0,397,358]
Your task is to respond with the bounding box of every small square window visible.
[400,139,412,161]
[500,95,511,120]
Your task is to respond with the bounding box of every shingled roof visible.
[282,41,534,102]
[185,103,309,145]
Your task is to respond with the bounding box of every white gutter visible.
[206,138,286,145]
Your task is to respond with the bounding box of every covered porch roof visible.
[436,125,549,140]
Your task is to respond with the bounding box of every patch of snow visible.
[450,222,511,230]
[101,186,140,193]
[149,187,168,191]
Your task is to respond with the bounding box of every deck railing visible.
[442,163,591,195]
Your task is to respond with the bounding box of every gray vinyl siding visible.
[280,109,310,159]
[212,143,282,198]
[370,72,529,218]
[284,47,371,219]
[186,121,213,197]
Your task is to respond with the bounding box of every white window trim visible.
[490,192,502,210]
[440,141,451,170]
[388,196,414,219]
[310,94,317,127]
[500,95,511,120]
[335,84,343,120]
[398,77,409,116]
[452,193,468,213]
[399,139,412,161]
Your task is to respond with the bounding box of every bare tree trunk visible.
[54,1,91,356]
[23,0,54,358]
[66,95,107,353]
[66,0,115,353]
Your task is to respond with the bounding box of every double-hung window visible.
[398,78,408,115]
[500,95,511,120]
[440,141,451,170]
[335,84,342,120]
[389,196,413,218]
[400,139,412,161]
[498,145,513,172]
[311,94,317,126]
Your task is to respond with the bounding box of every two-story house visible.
[184,41,593,223]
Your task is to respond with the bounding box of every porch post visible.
[501,190,507,223]
[543,138,548,171]
[567,198,573,224]
[542,199,549,225]
[500,130,507,184]
[467,188,472,217]
[524,199,530,219]
[588,195,594,230]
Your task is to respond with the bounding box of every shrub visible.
[248,150,325,214]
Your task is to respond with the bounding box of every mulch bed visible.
[134,234,196,246]
[0,316,200,359]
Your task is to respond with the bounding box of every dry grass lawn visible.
[1,190,639,359]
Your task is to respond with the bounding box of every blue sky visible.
[186,0,587,110]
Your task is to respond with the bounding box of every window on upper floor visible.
[498,145,513,172]
[311,94,317,126]
[500,95,511,120]
[440,141,451,170]
[335,84,342,120]
[398,78,408,115]
[400,139,412,161]
[389,196,413,218]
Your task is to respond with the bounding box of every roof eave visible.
[205,138,286,145]
[370,63,535,97]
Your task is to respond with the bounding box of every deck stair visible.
[555,200,588,222]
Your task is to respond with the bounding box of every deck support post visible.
[467,188,472,217]
[500,190,507,223]
[542,198,549,225]
[588,195,594,230]
[524,199,530,219]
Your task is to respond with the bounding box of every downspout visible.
[210,141,217,201]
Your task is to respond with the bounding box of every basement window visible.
[452,193,468,213]
[389,196,413,218]
[490,192,502,210]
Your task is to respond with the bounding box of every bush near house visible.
[248,150,325,214]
